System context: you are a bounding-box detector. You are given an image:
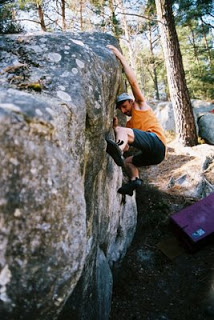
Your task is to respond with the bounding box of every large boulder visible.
[154,101,175,131]
[0,32,137,320]
[191,99,214,117]
[198,113,214,145]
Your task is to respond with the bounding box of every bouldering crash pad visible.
[170,192,214,252]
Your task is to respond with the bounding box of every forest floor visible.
[110,141,214,320]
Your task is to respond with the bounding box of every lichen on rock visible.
[0,32,137,320]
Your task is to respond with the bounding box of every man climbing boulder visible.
[106,45,166,196]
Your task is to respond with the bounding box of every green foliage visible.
[177,22,214,99]
[133,0,214,100]
[89,0,106,8]
[0,1,23,34]
[171,0,213,99]
[174,0,214,25]
[18,0,29,10]
[0,0,212,100]
[18,0,43,10]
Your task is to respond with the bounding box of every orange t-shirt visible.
[126,108,166,146]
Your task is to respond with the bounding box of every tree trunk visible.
[100,1,106,32]
[80,0,83,30]
[37,4,46,31]
[108,0,118,38]
[201,19,212,66]
[61,0,66,31]
[155,0,197,146]
[116,0,136,73]
[148,22,160,100]
[189,26,199,65]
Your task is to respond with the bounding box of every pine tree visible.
[155,0,198,146]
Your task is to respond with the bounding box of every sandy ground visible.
[110,142,214,320]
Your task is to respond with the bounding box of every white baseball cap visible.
[116,93,133,108]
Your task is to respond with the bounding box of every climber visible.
[106,45,166,196]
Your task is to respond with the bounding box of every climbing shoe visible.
[118,178,142,196]
[106,138,124,167]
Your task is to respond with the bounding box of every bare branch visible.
[152,35,161,46]
[43,12,63,29]
[15,18,42,25]
[116,11,164,25]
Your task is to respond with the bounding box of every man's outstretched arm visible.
[107,45,145,105]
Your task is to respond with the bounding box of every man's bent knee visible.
[115,127,134,143]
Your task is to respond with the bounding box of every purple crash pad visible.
[170,192,214,252]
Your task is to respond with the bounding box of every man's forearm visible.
[115,52,145,103]
[107,45,145,103]
[107,46,137,86]
[119,57,138,88]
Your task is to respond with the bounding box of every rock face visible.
[0,32,137,320]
